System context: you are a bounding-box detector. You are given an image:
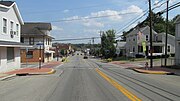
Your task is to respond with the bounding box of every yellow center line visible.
[95,68,142,101]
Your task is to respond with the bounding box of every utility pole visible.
[148,0,153,68]
[165,0,169,67]
[99,31,103,56]
[92,37,95,55]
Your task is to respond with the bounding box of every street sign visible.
[36,43,43,45]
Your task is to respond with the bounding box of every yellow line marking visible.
[95,68,141,101]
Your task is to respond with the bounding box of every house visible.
[115,41,126,57]
[175,15,180,65]
[0,1,29,72]
[52,43,73,57]
[125,26,175,57]
[20,23,55,63]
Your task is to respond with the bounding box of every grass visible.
[112,56,161,62]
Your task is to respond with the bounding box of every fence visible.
[161,58,180,67]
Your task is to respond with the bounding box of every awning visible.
[0,41,32,47]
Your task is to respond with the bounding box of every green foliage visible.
[60,49,66,56]
[122,13,179,40]
[101,29,116,58]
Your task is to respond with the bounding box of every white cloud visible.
[52,25,63,31]
[90,10,122,21]
[63,5,142,28]
[82,19,104,27]
[63,9,69,13]
[170,0,176,4]
[83,29,99,34]
[121,5,143,14]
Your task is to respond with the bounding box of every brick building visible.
[20,23,54,63]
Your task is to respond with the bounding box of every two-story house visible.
[20,23,55,63]
[0,1,27,72]
[125,26,175,57]
[115,41,126,57]
[175,16,180,65]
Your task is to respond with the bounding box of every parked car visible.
[83,56,88,59]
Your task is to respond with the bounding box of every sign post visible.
[37,42,43,69]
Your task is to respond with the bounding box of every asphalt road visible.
[0,55,180,101]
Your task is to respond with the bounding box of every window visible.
[10,21,14,35]
[21,37,24,43]
[133,46,135,52]
[48,38,50,45]
[133,38,135,41]
[29,37,34,45]
[146,35,149,41]
[46,38,48,45]
[26,51,33,58]
[7,47,14,62]
[168,46,170,52]
[3,18,7,33]
[16,24,19,36]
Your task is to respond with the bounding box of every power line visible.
[50,12,139,23]
[115,1,179,39]
[53,37,100,41]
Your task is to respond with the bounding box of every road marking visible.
[95,68,141,101]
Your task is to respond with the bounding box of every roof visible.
[0,1,24,25]
[126,26,158,37]
[21,23,53,38]
[0,41,32,47]
[158,32,175,39]
[116,41,126,48]
[0,1,14,7]
[175,15,180,24]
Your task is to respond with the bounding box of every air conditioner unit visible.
[14,31,16,35]
[10,31,14,38]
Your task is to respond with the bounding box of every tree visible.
[123,13,178,36]
[101,29,116,58]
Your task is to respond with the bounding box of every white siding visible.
[0,47,20,72]
[175,23,180,65]
[0,6,20,42]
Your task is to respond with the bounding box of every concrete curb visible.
[47,69,56,74]
[133,68,174,75]
[28,69,56,75]
[0,74,16,81]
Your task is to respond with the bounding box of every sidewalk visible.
[109,61,180,75]
[0,61,62,80]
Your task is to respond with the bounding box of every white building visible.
[175,15,180,65]
[0,1,27,72]
[115,41,126,56]
[125,26,175,57]
[20,23,54,63]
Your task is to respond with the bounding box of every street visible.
[0,55,180,101]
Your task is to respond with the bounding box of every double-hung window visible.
[10,21,14,35]
[3,18,7,34]
[29,37,34,45]
[16,24,19,36]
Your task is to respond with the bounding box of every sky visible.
[14,0,180,44]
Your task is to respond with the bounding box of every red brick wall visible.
[21,49,44,63]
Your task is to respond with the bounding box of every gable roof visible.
[0,1,14,7]
[175,15,180,24]
[21,22,52,36]
[125,26,158,37]
[0,1,24,25]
